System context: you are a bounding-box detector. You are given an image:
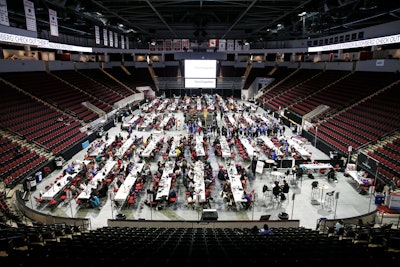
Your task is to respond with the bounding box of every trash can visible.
[278,212,289,220]
[55,157,63,169]
[375,194,385,205]
[35,171,42,183]
[26,176,37,191]
[115,213,126,220]
[201,209,218,221]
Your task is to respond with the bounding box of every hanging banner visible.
[227,39,234,51]
[103,28,108,46]
[218,39,226,51]
[235,40,242,51]
[125,36,129,49]
[121,35,125,49]
[109,30,113,47]
[49,9,58,37]
[114,32,118,48]
[24,0,37,32]
[173,39,181,51]
[182,39,190,51]
[208,39,217,47]
[94,25,100,44]
[165,39,172,51]
[0,0,10,26]
[156,40,164,51]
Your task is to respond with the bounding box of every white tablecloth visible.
[300,163,333,170]
[287,138,312,158]
[259,136,283,156]
[226,165,246,204]
[240,138,255,157]
[195,135,206,157]
[219,136,231,158]
[115,138,134,158]
[192,161,206,203]
[77,160,117,200]
[142,135,163,157]
[155,161,175,200]
[41,161,89,200]
[114,162,145,202]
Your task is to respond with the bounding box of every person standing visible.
[282,180,289,194]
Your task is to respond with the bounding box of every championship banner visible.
[125,36,129,49]
[165,39,172,51]
[208,39,217,47]
[156,40,164,51]
[95,25,100,45]
[49,9,58,37]
[182,39,189,51]
[227,39,234,51]
[173,39,181,51]
[0,0,10,26]
[114,32,118,48]
[109,30,113,47]
[235,40,242,51]
[121,35,125,49]
[218,39,226,51]
[103,28,108,46]
[24,0,37,32]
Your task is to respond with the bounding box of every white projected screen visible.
[184,59,217,88]
[185,78,216,88]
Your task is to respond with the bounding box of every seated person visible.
[259,224,273,235]
[169,188,177,198]
[65,165,76,174]
[89,195,101,208]
[327,168,336,181]
[334,219,345,234]
[241,191,252,209]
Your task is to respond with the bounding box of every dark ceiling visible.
[5,0,400,46]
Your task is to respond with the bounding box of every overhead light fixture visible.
[298,11,307,17]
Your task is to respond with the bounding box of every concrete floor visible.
[22,100,378,230]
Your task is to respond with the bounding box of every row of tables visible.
[226,165,247,206]
[41,160,90,201]
[219,136,231,158]
[141,135,164,157]
[258,136,283,156]
[155,161,175,201]
[168,136,182,158]
[287,138,312,159]
[77,160,117,200]
[114,162,145,204]
[195,135,206,157]
[191,161,206,203]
